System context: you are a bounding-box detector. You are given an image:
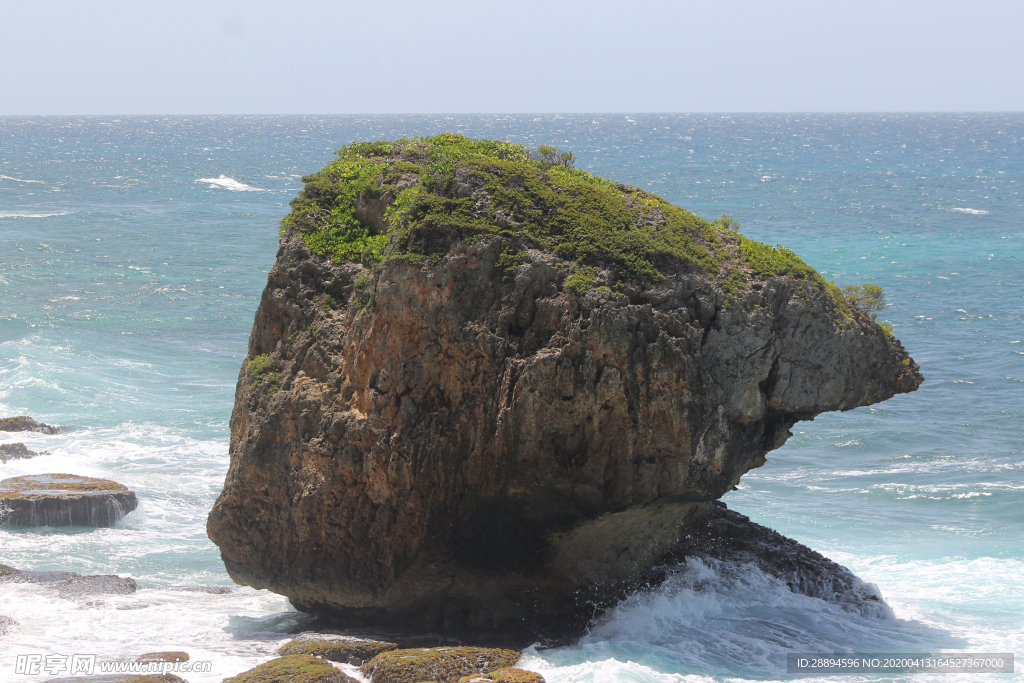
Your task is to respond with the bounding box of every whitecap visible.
[195,176,264,192]
[0,175,45,183]
[0,211,70,219]
[951,207,989,215]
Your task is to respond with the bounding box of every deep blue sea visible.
[1,115,1021,683]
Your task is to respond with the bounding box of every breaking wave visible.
[195,176,264,192]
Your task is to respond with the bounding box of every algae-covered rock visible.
[278,633,397,664]
[0,416,62,434]
[223,655,357,683]
[135,652,189,663]
[458,669,545,683]
[360,647,520,683]
[207,135,923,639]
[1,443,47,463]
[0,473,138,527]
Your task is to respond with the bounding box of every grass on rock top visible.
[281,133,873,318]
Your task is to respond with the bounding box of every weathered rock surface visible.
[0,474,138,527]
[208,225,921,637]
[361,647,520,683]
[278,633,398,664]
[223,655,356,683]
[0,442,47,463]
[0,416,62,434]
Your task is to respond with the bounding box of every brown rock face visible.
[207,232,921,638]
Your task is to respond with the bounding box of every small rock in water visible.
[55,574,138,598]
[360,647,521,683]
[0,473,138,527]
[223,654,357,683]
[0,614,18,635]
[0,564,137,599]
[0,416,62,434]
[0,443,48,463]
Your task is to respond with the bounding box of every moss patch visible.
[360,647,520,683]
[223,655,356,683]
[278,635,398,664]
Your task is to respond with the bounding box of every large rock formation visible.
[208,135,921,639]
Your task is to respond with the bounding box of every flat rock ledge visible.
[0,416,63,434]
[0,474,138,527]
[1,443,47,463]
[278,633,398,665]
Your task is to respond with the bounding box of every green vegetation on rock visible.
[280,135,897,328]
[223,655,355,683]
[360,647,520,683]
[247,353,282,399]
[282,134,726,281]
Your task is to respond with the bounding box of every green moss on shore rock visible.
[277,634,398,664]
[360,647,520,683]
[223,655,356,683]
[281,134,846,306]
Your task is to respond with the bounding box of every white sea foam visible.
[195,175,264,192]
[951,207,989,215]
[528,557,956,680]
[0,211,70,219]
[0,174,45,183]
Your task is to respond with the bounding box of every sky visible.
[2,0,1022,114]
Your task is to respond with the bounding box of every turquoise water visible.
[1,115,1021,682]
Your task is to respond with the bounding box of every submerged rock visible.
[360,647,521,683]
[207,135,923,639]
[0,443,47,463]
[223,655,357,683]
[0,614,18,635]
[0,473,138,527]
[0,416,62,434]
[278,633,398,664]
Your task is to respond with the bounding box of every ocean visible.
[0,114,1021,682]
